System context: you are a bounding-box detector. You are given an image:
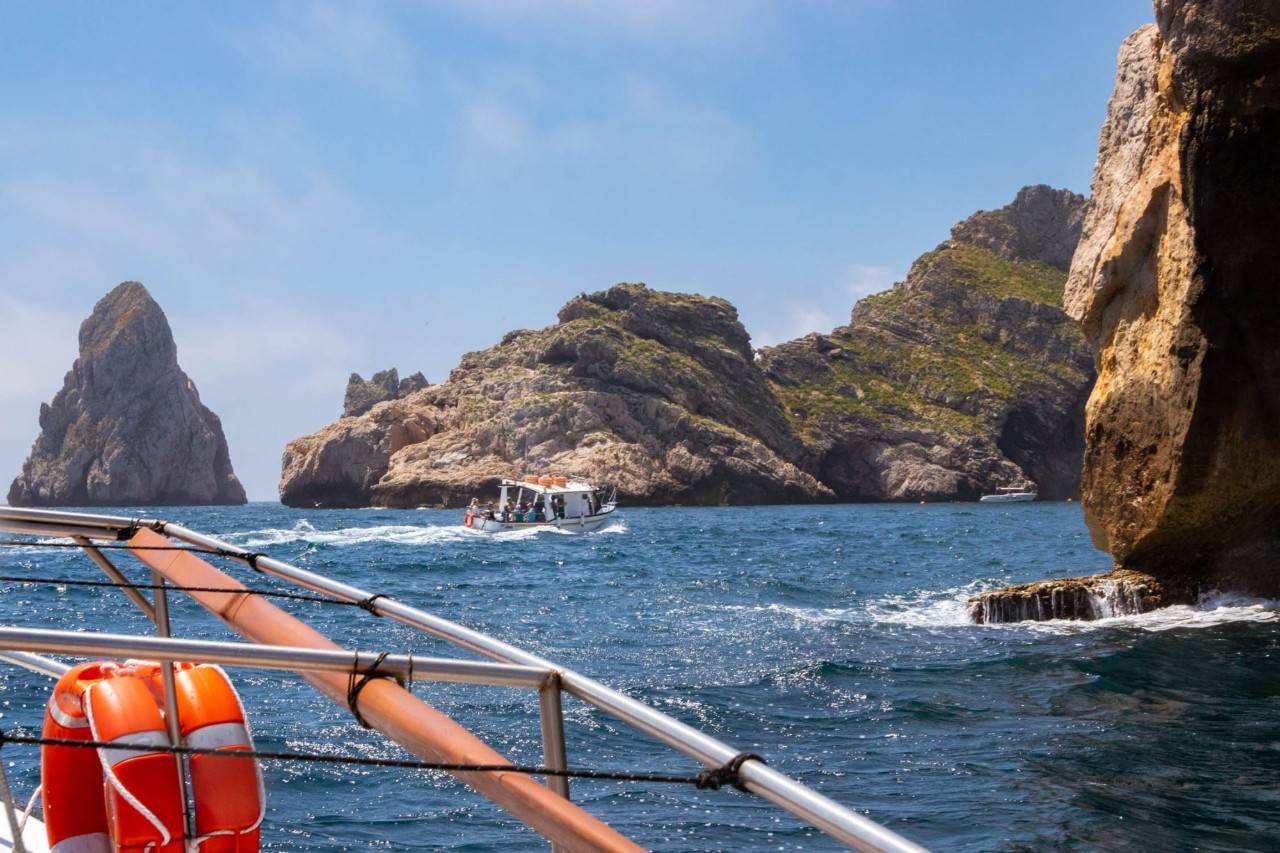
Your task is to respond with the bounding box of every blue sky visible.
[0,0,1154,500]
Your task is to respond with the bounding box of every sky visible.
[0,0,1155,501]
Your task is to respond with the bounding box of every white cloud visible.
[455,74,751,180]
[462,97,531,156]
[0,119,404,500]
[251,2,412,95]
[448,0,781,45]
[848,264,900,300]
[752,303,839,349]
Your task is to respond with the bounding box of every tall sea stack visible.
[970,0,1280,622]
[7,282,246,506]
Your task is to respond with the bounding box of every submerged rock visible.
[973,0,1280,623]
[7,282,246,506]
[760,185,1094,502]
[342,368,429,417]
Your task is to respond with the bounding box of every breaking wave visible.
[227,518,627,548]
[701,583,1279,635]
[867,583,1279,633]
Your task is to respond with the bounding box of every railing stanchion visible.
[151,573,196,843]
[74,536,156,621]
[538,672,570,800]
[539,671,570,853]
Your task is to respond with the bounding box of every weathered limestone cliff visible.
[283,185,1095,510]
[761,185,1094,501]
[281,285,830,507]
[971,0,1280,622]
[343,368,429,417]
[8,282,246,506]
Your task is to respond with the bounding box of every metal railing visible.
[0,506,925,852]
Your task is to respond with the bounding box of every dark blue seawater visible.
[1,503,1277,851]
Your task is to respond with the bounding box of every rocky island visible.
[762,185,1092,501]
[281,185,1094,509]
[7,282,246,507]
[970,0,1280,622]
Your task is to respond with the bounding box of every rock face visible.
[282,187,1095,509]
[343,369,429,417]
[281,285,831,507]
[8,283,246,506]
[760,185,1094,501]
[969,569,1167,624]
[970,0,1280,622]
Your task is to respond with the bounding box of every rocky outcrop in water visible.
[969,570,1166,624]
[282,186,1094,508]
[760,185,1094,501]
[281,285,830,507]
[971,0,1280,622]
[343,368,429,417]
[7,282,246,506]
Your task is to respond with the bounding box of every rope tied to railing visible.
[0,729,742,789]
[357,593,388,616]
[694,752,766,791]
[346,651,405,728]
[0,571,368,609]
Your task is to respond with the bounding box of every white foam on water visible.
[864,583,1279,634]
[228,517,626,547]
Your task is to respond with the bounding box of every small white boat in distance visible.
[979,484,1038,503]
[464,475,618,532]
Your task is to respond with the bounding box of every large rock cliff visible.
[971,0,1280,622]
[281,285,830,507]
[760,185,1094,501]
[7,282,246,507]
[282,187,1093,509]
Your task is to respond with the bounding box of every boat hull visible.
[469,506,618,533]
[978,493,1037,503]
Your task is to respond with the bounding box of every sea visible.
[1,502,1277,851]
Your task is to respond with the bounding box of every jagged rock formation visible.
[282,186,1095,509]
[760,185,1094,501]
[281,285,830,507]
[343,369,428,417]
[971,0,1280,622]
[8,282,246,506]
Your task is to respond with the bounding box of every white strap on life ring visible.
[46,696,89,729]
[84,683,174,849]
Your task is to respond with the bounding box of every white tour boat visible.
[978,484,1039,503]
[464,475,618,533]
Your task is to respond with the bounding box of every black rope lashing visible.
[695,752,766,791]
[0,572,364,608]
[0,730,708,786]
[0,539,399,621]
[346,652,404,729]
[357,593,388,616]
[0,540,228,555]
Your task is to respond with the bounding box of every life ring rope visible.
[84,682,175,849]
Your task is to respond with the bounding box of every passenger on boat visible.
[484,502,496,520]
[552,495,565,519]
[534,503,546,523]
[503,498,515,521]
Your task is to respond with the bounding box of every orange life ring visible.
[174,664,264,851]
[40,660,263,853]
[41,661,114,852]
[464,512,474,528]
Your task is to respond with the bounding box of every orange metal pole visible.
[127,528,643,853]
